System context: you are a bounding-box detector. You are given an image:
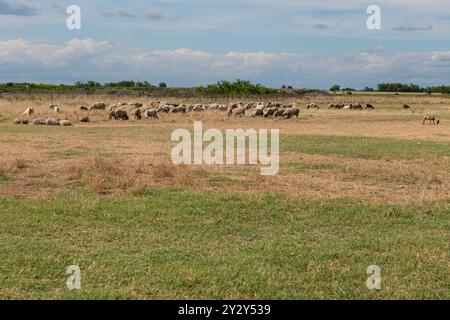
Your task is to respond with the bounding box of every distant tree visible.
[159,82,167,88]
[426,85,450,95]
[287,85,293,89]
[330,85,340,92]
[196,79,272,95]
[377,83,424,93]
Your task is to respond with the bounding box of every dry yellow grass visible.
[0,93,449,203]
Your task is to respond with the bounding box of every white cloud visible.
[2,38,450,87]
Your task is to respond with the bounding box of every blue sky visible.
[1,0,450,88]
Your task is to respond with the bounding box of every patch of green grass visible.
[0,172,9,183]
[208,175,250,187]
[286,162,347,173]
[282,135,450,160]
[0,190,448,299]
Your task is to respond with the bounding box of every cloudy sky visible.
[1,0,450,88]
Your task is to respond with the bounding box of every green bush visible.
[196,80,273,95]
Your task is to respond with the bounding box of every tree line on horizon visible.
[1,80,450,95]
[330,83,450,94]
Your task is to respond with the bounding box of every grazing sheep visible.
[79,116,90,123]
[252,109,264,118]
[14,118,29,125]
[328,103,336,109]
[170,106,187,114]
[193,105,205,112]
[32,118,46,125]
[134,109,142,120]
[60,120,73,126]
[273,109,285,118]
[108,110,117,120]
[79,106,89,111]
[45,118,60,126]
[89,102,107,111]
[233,107,246,117]
[350,103,363,110]
[227,106,234,117]
[366,104,375,110]
[157,105,171,113]
[144,109,159,119]
[218,105,229,112]
[423,114,440,125]
[403,104,411,109]
[244,103,254,110]
[307,103,319,110]
[263,107,278,118]
[22,107,34,117]
[49,104,60,113]
[115,110,129,121]
[283,108,300,119]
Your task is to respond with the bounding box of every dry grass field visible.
[0,93,449,299]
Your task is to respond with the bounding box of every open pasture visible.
[0,93,449,299]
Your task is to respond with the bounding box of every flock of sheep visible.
[105,101,303,120]
[12,100,440,126]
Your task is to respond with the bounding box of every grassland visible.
[0,93,449,299]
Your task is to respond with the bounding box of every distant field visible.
[0,94,449,299]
